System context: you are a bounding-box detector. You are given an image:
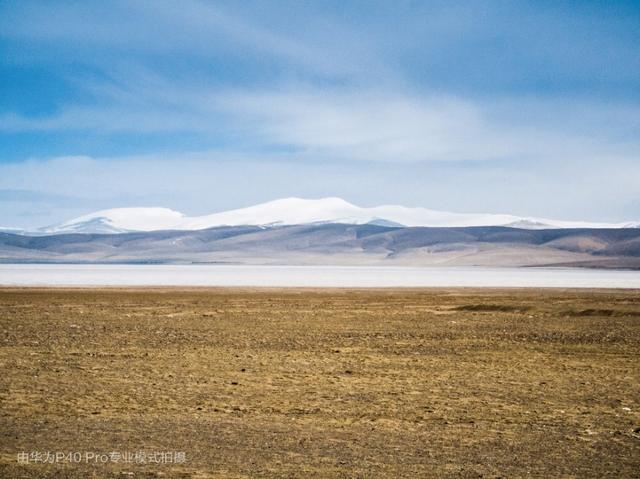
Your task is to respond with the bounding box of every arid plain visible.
[1,288,639,478]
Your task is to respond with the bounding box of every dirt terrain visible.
[1,287,639,478]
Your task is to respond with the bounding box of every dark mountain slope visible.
[1,225,639,268]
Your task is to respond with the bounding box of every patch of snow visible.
[40,197,639,234]
[41,207,185,234]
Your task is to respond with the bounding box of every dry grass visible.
[1,287,639,478]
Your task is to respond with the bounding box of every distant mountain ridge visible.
[37,197,640,234]
[2,223,640,269]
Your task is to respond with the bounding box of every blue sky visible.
[0,0,639,228]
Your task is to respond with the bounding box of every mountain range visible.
[2,198,638,268]
[26,197,640,235]
[2,223,640,269]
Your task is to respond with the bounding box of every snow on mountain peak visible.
[181,197,363,230]
[38,198,638,234]
[43,207,185,234]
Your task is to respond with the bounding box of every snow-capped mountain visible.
[44,207,186,234]
[39,197,639,234]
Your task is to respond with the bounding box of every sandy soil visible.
[1,287,639,478]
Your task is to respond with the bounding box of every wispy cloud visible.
[214,88,640,163]
[3,81,638,165]
[0,0,638,225]
[2,0,638,165]
[0,0,387,82]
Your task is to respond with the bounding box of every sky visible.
[0,0,639,229]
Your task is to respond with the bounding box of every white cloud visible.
[216,90,517,162]
[1,0,637,165]
[2,79,638,165]
[215,88,640,163]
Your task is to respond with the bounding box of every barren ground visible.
[0,287,639,478]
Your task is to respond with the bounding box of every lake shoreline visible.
[1,264,639,288]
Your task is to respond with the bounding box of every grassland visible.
[0,287,639,478]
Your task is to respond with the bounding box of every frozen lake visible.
[0,264,638,288]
